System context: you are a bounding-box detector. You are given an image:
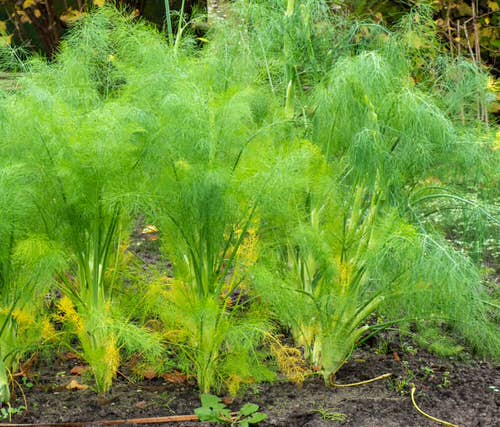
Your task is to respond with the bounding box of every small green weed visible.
[392,361,415,395]
[401,344,418,357]
[195,394,267,426]
[439,371,451,389]
[154,392,175,412]
[0,404,26,421]
[420,366,434,380]
[374,339,390,355]
[21,376,33,389]
[314,408,347,422]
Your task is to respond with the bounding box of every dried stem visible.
[462,22,476,63]
[410,385,459,427]
[446,1,454,57]
[332,373,392,388]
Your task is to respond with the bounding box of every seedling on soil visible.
[391,361,416,395]
[195,394,267,426]
[0,403,26,421]
[439,371,451,389]
[420,366,434,380]
[401,344,418,357]
[313,408,347,422]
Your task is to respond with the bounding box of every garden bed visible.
[0,5,498,427]
[3,344,498,426]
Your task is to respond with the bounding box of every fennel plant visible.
[0,8,164,394]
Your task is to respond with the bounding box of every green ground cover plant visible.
[0,0,497,404]
[195,394,267,425]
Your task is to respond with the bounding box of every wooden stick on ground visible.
[0,414,199,427]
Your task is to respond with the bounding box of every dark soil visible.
[2,344,498,427]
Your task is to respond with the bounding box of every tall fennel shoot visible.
[0,8,164,394]
[0,168,60,403]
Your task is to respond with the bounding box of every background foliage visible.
[0,1,497,70]
[1,1,497,113]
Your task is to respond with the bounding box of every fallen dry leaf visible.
[17,354,38,378]
[66,379,89,391]
[142,369,156,380]
[63,352,81,360]
[59,8,86,24]
[135,401,147,409]
[221,397,234,406]
[70,365,89,376]
[162,371,188,384]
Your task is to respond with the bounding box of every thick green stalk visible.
[173,0,186,54]
[0,356,9,403]
[284,0,296,118]
[284,80,294,119]
[164,0,174,46]
[0,299,19,404]
[318,295,385,382]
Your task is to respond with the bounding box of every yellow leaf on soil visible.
[141,224,158,234]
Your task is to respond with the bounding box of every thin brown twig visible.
[116,370,133,384]
[461,10,499,25]
[11,375,28,411]
[446,1,454,57]
[471,1,481,64]
[462,22,476,63]
[0,414,200,427]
